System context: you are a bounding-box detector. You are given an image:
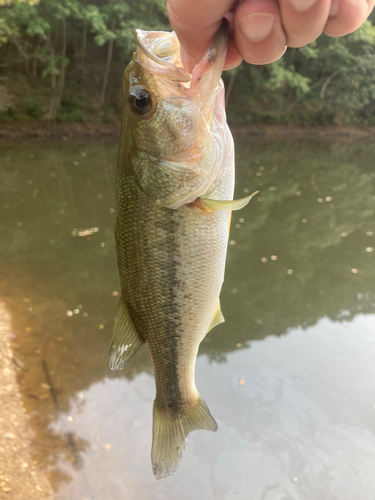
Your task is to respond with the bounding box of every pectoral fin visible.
[200,191,259,212]
[207,300,225,334]
[109,299,144,371]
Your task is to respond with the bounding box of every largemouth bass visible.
[109,21,256,479]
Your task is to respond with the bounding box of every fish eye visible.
[130,88,154,117]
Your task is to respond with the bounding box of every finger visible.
[278,0,331,47]
[324,0,372,36]
[233,0,287,65]
[167,0,234,72]
[222,11,243,71]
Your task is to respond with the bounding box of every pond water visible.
[1,136,375,500]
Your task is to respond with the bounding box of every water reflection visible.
[0,137,374,498]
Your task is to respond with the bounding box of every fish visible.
[108,20,257,480]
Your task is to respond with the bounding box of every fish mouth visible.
[135,19,229,91]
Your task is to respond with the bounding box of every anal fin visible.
[109,298,144,371]
[207,300,225,334]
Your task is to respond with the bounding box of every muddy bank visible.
[1,121,375,140]
[229,124,375,139]
[0,121,121,140]
[0,303,53,500]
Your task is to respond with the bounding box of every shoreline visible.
[1,121,375,140]
[0,303,53,500]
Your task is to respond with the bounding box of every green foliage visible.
[0,0,169,121]
[0,0,39,4]
[3,105,17,119]
[23,96,41,117]
[0,0,375,124]
[226,14,375,125]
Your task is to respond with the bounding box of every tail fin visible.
[151,395,218,479]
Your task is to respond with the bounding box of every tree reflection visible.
[201,139,375,359]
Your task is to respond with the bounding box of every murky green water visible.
[1,136,375,500]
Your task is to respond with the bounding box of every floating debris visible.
[66,416,73,423]
[287,269,294,275]
[229,240,236,246]
[341,232,348,237]
[270,255,278,261]
[235,224,241,229]
[302,218,307,223]
[236,343,243,348]
[261,257,268,263]
[238,378,245,386]
[366,247,374,253]
[66,310,73,317]
[367,231,374,236]
[238,218,245,223]
[317,198,324,203]
[100,242,105,247]
[109,208,115,213]
[325,196,332,202]
[112,291,119,297]
[71,227,99,237]
[351,268,359,274]
[98,324,104,330]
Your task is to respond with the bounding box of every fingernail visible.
[239,13,275,43]
[329,0,339,16]
[180,48,196,73]
[288,0,317,12]
[224,59,243,71]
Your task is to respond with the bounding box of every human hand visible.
[167,0,374,71]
